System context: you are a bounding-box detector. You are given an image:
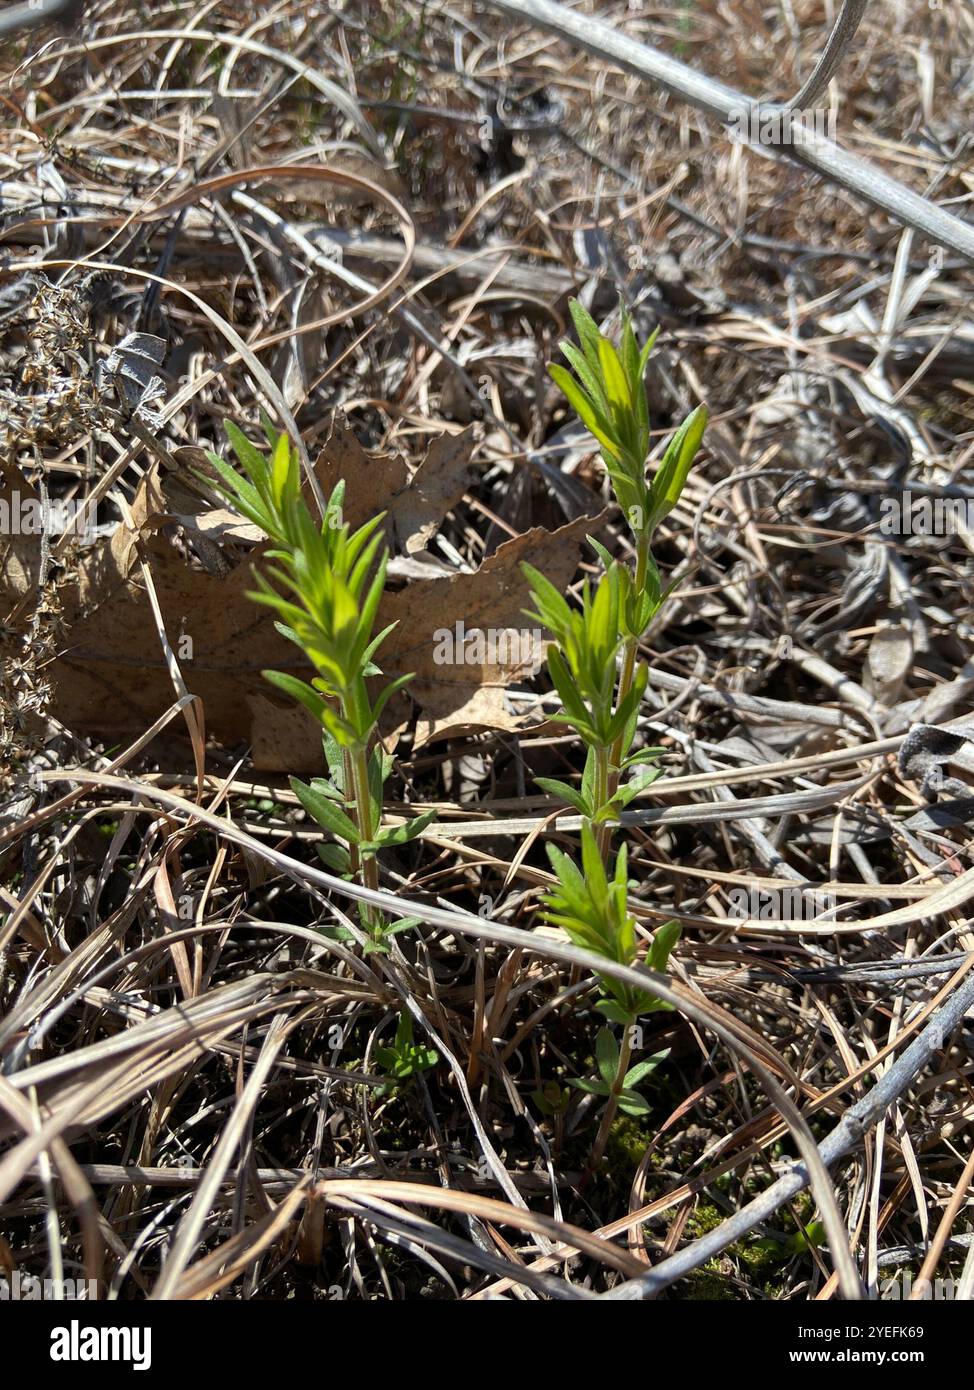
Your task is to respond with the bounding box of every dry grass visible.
[1,0,973,1302]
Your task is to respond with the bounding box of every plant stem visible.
[593,743,611,862]
[350,743,381,933]
[342,747,361,880]
[587,1026,633,1178]
[347,745,380,939]
[606,532,650,788]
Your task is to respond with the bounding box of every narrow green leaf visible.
[365,809,437,850]
[261,670,329,724]
[201,452,270,534]
[225,419,270,481]
[559,340,609,414]
[638,324,660,377]
[595,1000,638,1025]
[596,1026,619,1086]
[650,919,682,972]
[567,298,604,373]
[548,364,622,460]
[646,403,708,534]
[316,842,352,874]
[533,778,591,816]
[597,335,630,415]
[568,1077,611,1097]
[624,1052,670,1087]
[618,1092,652,1117]
[371,670,415,725]
[290,776,361,844]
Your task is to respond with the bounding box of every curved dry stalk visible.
[787,0,870,109]
[313,1178,647,1277]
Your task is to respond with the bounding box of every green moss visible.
[683,1261,735,1300]
[739,1239,784,1273]
[687,1202,724,1236]
[604,1114,656,1177]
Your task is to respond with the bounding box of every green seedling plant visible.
[521,305,704,1169]
[521,559,665,830]
[373,1011,439,1095]
[575,1027,669,1120]
[205,422,435,951]
[530,1080,572,1119]
[548,298,707,603]
[750,1219,827,1266]
[526,300,707,851]
[542,823,681,1173]
[529,1080,572,1156]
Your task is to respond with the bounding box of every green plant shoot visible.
[542,823,680,1027]
[541,821,681,1172]
[205,423,434,951]
[373,1011,439,1095]
[525,302,707,850]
